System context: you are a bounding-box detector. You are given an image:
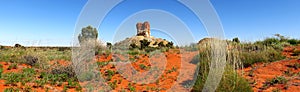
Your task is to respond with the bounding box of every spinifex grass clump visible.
[192,39,252,92]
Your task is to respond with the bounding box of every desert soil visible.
[0,49,199,92]
[242,45,300,92]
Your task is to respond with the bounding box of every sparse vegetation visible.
[139,64,148,70]
[0,29,299,92]
[262,76,288,89]
[128,83,136,92]
[293,49,300,56]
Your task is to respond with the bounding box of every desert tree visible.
[275,34,288,42]
[232,37,240,43]
[78,26,98,45]
[106,42,112,50]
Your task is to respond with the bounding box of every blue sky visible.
[0,0,299,46]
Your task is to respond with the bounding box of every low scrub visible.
[262,76,288,89]
[239,46,285,67]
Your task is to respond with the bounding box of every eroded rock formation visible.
[136,21,150,37]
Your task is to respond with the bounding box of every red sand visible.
[0,49,199,91]
[241,46,300,92]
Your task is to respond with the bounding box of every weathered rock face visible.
[114,21,173,48]
[136,21,150,37]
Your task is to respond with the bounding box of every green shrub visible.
[144,47,157,53]
[261,38,280,46]
[139,64,147,70]
[129,43,138,50]
[158,42,165,47]
[287,39,299,45]
[233,37,240,43]
[34,79,47,87]
[3,73,22,85]
[7,63,18,70]
[67,78,80,88]
[263,76,288,89]
[166,41,174,48]
[105,70,115,81]
[0,68,3,78]
[128,83,136,92]
[22,68,36,77]
[0,48,25,63]
[97,62,109,67]
[109,80,118,89]
[4,87,20,92]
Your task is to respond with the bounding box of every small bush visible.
[144,47,157,53]
[67,78,81,88]
[261,38,280,46]
[105,70,115,81]
[0,67,3,78]
[287,39,299,45]
[233,37,240,43]
[108,80,118,89]
[50,65,75,78]
[96,62,109,67]
[263,76,288,90]
[128,83,136,92]
[166,41,174,48]
[266,76,288,85]
[7,63,18,70]
[139,64,147,70]
[23,55,38,66]
[14,44,23,48]
[4,87,20,92]
[3,73,22,85]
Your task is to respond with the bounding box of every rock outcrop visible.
[136,21,150,38]
[114,21,173,48]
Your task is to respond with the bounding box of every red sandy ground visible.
[242,45,300,92]
[97,50,199,92]
[0,61,79,92]
[0,49,199,92]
